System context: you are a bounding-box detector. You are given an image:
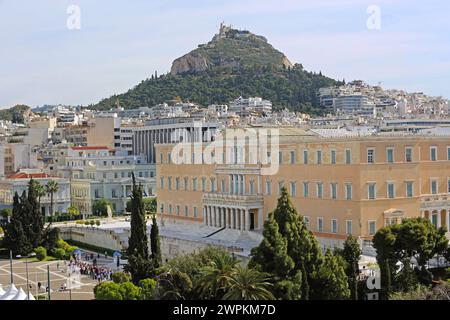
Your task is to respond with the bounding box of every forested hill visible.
[91,26,341,114]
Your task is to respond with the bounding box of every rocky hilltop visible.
[171,24,293,75]
[92,24,339,114]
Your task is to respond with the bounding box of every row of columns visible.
[203,206,251,231]
[421,209,450,229]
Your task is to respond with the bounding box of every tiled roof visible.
[71,146,109,150]
[6,172,54,179]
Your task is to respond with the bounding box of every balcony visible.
[420,193,450,210]
[203,192,264,209]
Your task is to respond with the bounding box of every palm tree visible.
[45,180,59,218]
[198,251,239,299]
[36,182,47,206]
[223,266,275,300]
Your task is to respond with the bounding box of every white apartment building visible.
[60,146,155,215]
[0,171,70,216]
[229,97,272,116]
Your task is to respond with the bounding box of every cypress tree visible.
[342,235,362,300]
[3,192,31,255]
[125,173,152,284]
[127,173,148,259]
[150,214,162,268]
[272,187,323,299]
[26,179,44,248]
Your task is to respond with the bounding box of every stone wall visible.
[59,226,124,251]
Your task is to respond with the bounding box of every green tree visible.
[67,206,80,217]
[54,248,66,260]
[112,272,131,284]
[271,187,323,299]
[35,183,46,207]
[2,193,31,255]
[45,180,59,218]
[34,246,47,261]
[125,173,151,284]
[119,282,142,300]
[150,214,162,268]
[139,278,157,300]
[341,235,362,300]
[157,269,193,300]
[198,250,239,299]
[94,282,123,300]
[222,266,275,300]
[311,249,350,300]
[92,199,113,217]
[0,208,12,221]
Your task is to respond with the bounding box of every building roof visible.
[71,146,109,150]
[6,172,54,180]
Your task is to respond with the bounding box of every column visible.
[246,209,251,231]
[257,208,263,230]
[447,209,450,230]
[214,206,218,227]
[204,206,207,225]
[437,211,442,228]
[222,207,226,228]
[240,209,244,231]
[208,206,212,226]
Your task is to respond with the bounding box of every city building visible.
[155,127,450,248]
[0,171,70,216]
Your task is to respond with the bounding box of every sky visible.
[0,0,449,108]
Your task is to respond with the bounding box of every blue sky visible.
[0,0,449,107]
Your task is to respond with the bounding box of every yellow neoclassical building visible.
[155,127,450,245]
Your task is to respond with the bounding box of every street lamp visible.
[16,252,36,300]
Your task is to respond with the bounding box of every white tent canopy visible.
[0,284,35,300]
[0,284,18,300]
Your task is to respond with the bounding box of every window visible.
[290,151,296,164]
[431,179,438,194]
[368,183,376,200]
[317,217,324,232]
[346,220,353,235]
[169,204,172,214]
[184,206,189,217]
[447,147,450,160]
[160,177,164,189]
[176,205,180,216]
[303,150,308,164]
[330,183,337,199]
[290,182,297,197]
[345,183,352,200]
[168,177,172,190]
[406,182,414,198]
[405,147,412,162]
[201,177,206,192]
[112,189,117,198]
[367,148,375,163]
[386,148,394,163]
[160,153,163,164]
[345,149,351,164]
[369,221,376,236]
[316,150,322,164]
[175,177,180,191]
[266,181,272,195]
[221,179,226,193]
[303,182,309,198]
[210,178,216,193]
[387,183,395,198]
[430,147,437,161]
[317,182,323,199]
[332,219,338,234]
[193,207,198,218]
[279,151,283,164]
[193,178,198,191]
[184,177,189,191]
[249,180,255,194]
[331,150,336,164]
[168,153,171,164]
[448,178,450,193]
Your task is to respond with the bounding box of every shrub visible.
[55,248,66,260]
[0,226,3,234]
[94,282,123,300]
[112,272,131,284]
[139,278,157,300]
[89,220,95,226]
[85,221,90,226]
[95,220,101,226]
[76,220,84,225]
[119,282,142,300]
[34,246,47,261]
